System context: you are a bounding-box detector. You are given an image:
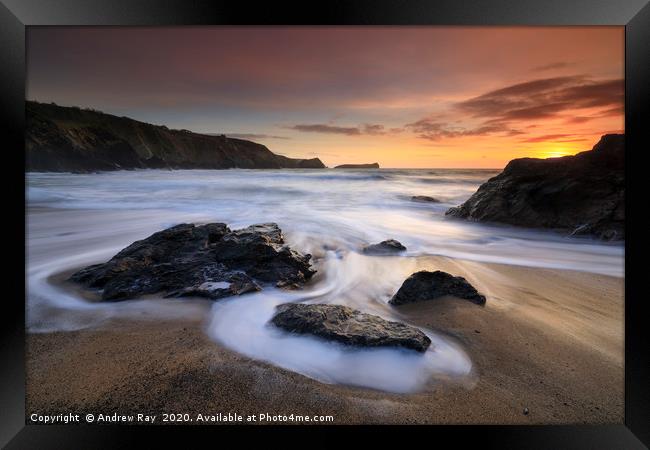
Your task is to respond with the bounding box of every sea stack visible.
[334,163,380,169]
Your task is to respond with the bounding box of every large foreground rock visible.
[445,134,624,240]
[270,303,431,352]
[70,222,315,301]
[390,271,486,306]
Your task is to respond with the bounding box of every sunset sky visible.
[27,27,624,168]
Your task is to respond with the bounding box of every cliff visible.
[446,134,625,240]
[25,101,325,172]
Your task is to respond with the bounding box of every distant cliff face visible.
[25,101,325,172]
[334,163,380,169]
[446,134,625,240]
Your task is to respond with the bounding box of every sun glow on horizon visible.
[532,139,603,160]
[537,148,575,159]
[27,27,624,168]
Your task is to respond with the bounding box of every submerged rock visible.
[362,239,407,255]
[270,303,431,352]
[390,271,486,306]
[411,195,440,203]
[445,134,624,240]
[70,222,315,301]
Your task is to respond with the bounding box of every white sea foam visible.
[207,250,474,393]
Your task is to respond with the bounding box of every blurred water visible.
[26,168,624,392]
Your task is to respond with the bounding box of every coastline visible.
[26,256,623,425]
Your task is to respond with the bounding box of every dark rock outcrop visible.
[26,101,325,172]
[362,239,407,255]
[70,222,315,301]
[334,163,380,169]
[445,134,624,240]
[390,271,486,306]
[411,195,440,203]
[270,303,431,352]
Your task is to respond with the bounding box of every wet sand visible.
[26,257,623,424]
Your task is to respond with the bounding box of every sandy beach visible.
[26,256,623,425]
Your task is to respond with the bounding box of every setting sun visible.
[538,148,574,159]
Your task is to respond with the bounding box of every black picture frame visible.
[2,0,648,447]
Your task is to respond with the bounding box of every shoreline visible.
[26,256,623,425]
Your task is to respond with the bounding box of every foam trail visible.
[207,251,473,393]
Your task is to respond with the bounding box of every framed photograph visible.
[2,0,649,447]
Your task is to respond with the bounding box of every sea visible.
[26,169,624,392]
